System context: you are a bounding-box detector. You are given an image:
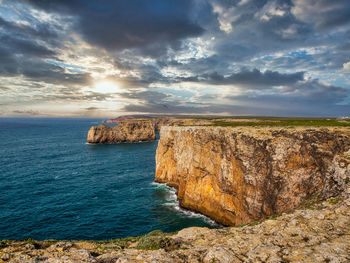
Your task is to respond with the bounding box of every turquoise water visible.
[0,118,214,241]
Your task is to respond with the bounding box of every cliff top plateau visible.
[103,116,350,127]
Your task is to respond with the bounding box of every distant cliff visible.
[87,120,156,143]
[101,116,214,131]
[155,126,350,226]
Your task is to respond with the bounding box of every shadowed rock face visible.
[87,120,156,143]
[155,126,350,226]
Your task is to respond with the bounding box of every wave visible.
[85,140,158,145]
[150,182,218,226]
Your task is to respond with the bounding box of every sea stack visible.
[87,120,156,143]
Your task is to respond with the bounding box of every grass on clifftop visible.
[208,118,350,127]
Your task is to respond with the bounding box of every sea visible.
[0,118,216,241]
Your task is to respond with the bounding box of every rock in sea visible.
[87,120,156,143]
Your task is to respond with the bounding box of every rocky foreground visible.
[1,194,349,263]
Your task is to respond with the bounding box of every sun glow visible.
[93,80,120,94]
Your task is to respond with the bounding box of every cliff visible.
[2,196,349,262]
[103,116,213,131]
[87,120,156,143]
[155,126,350,226]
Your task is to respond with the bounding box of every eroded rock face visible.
[87,120,156,143]
[155,126,350,225]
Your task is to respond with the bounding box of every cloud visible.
[18,0,204,55]
[0,35,56,58]
[20,59,91,85]
[84,107,101,111]
[0,0,349,117]
[0,15,59,40]
[175,68,305,88]
[119,90,170,102]
[12,109,42,116]
[201,69,305,87]
[343,61,350,72]
[292,0,350,29]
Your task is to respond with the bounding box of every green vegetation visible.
[270,213,282,219]
[43,239,58,243]
[24,238,41,249]
[208,117,350,127]
[94,236,141,251]
[136,230,180,251]
[298,193,325,210]
[109,236,140,249]
[327,197,340,204]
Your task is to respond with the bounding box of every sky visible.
[0,0,349,117]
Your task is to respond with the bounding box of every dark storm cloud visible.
[0,15,69,82]
[19,0,204,55]
[0,43,91,85]
[0,15,59,40]
[0,20,89,86]
[336,42,350,52]
[207,1,312,63]
[0,47,19,76]
[178,69,304,87]
[20,59,91,85]
[292,0,350,30]
[0,35,56,58]
[282,80,349,102]
[205,69,304,87]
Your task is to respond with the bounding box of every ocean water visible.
[0,118,215,241]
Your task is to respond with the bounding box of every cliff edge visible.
[155,126,350,226]
[87,120,156,143]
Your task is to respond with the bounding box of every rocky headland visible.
[5,120,350,262]
[155,126,350,226]
[87,120,156,143]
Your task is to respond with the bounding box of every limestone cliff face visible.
[155,126,350,226]
[87,120,156,143]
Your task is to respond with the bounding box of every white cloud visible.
[343,61,350,72]
[211,2,239,33]
[279,25,298,39]
[256,0,286,21]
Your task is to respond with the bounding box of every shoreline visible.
[151,182,220,226]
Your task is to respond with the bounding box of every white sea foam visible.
[150,182,218,226]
